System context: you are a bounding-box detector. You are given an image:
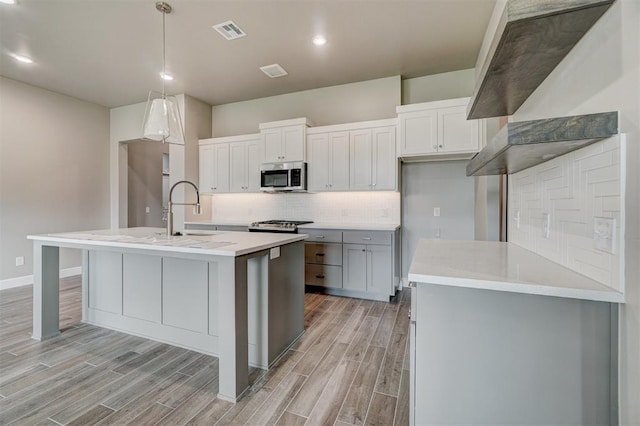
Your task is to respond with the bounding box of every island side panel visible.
[267,241,305,365]
[217,255,250,402]
[413,283,614,425]
[32,242,60,340]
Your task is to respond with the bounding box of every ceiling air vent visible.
[260,64,288,78]
[213,20,246,40]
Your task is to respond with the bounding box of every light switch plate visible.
[594,217,616,254]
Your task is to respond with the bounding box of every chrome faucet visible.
[167,180,201,236]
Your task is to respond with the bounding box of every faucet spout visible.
[167,180,201,236]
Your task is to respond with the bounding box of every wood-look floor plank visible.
[305,359,360,426]
[125,402,173,425]
[394,368,411,426]
[344,316,380,362]
[375,303,410,396]
[292,321,342,375]
[255,349,305,392]
[370,307,398,348]
[154,376,220,426]
[337,345,386,426]
[159,358,219,409]
[286,342,348,417]
[207,387,270,425]
[66,404,115,426]
[184,395,233,425]
[335,306,368,345]
[367,302,386,318]
[247,373,307,425]
[364,392,397,426]
[275,410,307,426]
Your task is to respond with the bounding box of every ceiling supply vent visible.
[212,20,246,40]
[260,64,288,78]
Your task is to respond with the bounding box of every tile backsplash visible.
[508,135,625,291]
[205,191,401,224]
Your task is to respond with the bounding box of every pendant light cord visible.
[162,8,166,97]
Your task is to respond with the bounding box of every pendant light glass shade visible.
[143,94,184,145]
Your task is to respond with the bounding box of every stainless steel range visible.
[248,220,313,233]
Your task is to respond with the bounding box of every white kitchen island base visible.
[29,228,306,403]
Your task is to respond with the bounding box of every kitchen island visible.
[28,227,306,403]
[408,239,623,426]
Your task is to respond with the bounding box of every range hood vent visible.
[466,112,618,176]
[467,0,615,120]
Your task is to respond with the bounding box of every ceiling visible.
[0,0,496,108]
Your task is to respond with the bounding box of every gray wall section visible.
[211,76,401,136]
[401,161,475,280]
[401,68,476,105]
[0,77,110,280]
[127,140,168,227]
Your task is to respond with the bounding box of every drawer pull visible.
[315,253,325,256]
[362,237,372,240]
[316,236,325,239]
[315,274,325,279]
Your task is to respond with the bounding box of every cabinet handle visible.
[315,274,325,279]
[362,237,372,240]
[315,253,325,256]
[316,236,325,239]
[438,145,443,148]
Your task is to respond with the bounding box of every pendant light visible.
[142,1,184,145]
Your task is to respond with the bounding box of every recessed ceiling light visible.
[0,0,17,4]
[11,54,33,64]
[160,72,174,81]
[312,35,327,46]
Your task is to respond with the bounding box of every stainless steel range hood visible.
[466,112,618,176]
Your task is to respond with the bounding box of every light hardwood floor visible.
[0,276,410,425]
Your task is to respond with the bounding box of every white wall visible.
[0,77,110,283]
[211,76,401,136]
[505,1,639,422]
[401,69,476,105]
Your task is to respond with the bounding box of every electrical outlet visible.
[433,207,441,217]
[145,206,150,213]
[435,228,441,239]
[594,217,616,254]
[542,213,551,239]
[15,256,24,266]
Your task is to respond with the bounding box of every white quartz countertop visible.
[185,220,400,231]
[408,239,624,303]
[28,227,306,257]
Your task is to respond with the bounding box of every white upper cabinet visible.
[198,143,229,194]
[350,126,397,191]
[307,132,350,192]
[199,133,261,194]
[229,137,261,192]
[397,97,480,158]
[259,118,311,163]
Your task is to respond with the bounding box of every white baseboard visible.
[0,266,82,291]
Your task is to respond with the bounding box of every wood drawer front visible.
[305,264,343,288]
[305,243,342,266]
[343,230,392,245]
[302,229,343,243]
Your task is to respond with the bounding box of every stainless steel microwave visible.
[260,162,307,192]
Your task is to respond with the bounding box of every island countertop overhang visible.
[28,227,307,257]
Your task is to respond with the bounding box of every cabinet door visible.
[343,244,367,291]
[229,142,247,192]
[372,126,397,191]
[349,129,373,190]
[367,245,392,295]
[246,139,262,192]
[282,125,304,162]
[199,145,215,193]
[438,106,479,153]
[212,143,230,193]
[329,131,350,191]
[262,128,282,162]
[307,133,330,191]
[398,110,438,155]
